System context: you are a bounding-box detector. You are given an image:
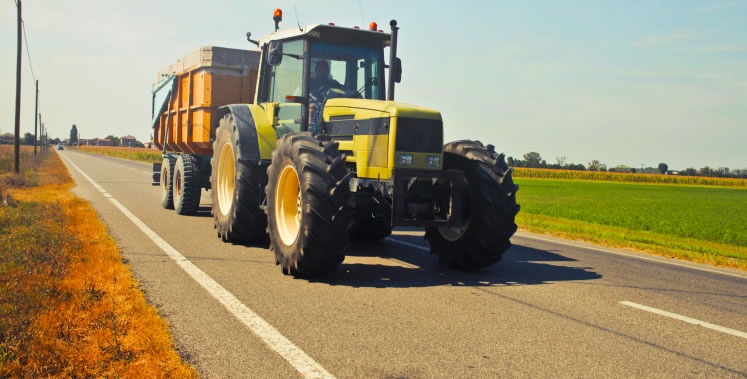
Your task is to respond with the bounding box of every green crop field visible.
[514,178,747,269]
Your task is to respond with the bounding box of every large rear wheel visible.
[424,140,519,269]
[210,114,267,243]
[266,133,352,277]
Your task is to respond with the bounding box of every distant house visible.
[121,135,138,147]
[144,141,154,149]
[0,135,14,144]
[95,138,113,146]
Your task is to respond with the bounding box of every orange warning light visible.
[369,22,378,31]
[274,9,283,18]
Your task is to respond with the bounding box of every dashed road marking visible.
[59,152,335,379]
[620,301,747,340]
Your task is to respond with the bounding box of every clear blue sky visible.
[1,0,745,169]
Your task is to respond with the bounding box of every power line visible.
[22,19,36,82]
[357,0,365,25]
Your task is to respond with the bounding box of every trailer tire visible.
[350,195,392,242]
[174,154,202,215]
[159,156,176,209]
[266,133,352,277]
[211,114,267,243]
[424,140,519,270]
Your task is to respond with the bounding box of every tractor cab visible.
[249,16,399,135]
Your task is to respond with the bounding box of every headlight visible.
[425,155,441,168]
[396,154,413,167]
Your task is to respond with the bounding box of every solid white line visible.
[58,152,334,379]
[514,232,747,280]
[384,237,429,252]
[619,301,747,340]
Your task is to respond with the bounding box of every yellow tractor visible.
[155,10,519,277]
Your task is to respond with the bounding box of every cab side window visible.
[266,39,304,135]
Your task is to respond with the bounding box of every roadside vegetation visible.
[0,146,195,377]
[78,145,162,164]
[515,177,747,270]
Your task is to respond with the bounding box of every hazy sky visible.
[1,0,745,169]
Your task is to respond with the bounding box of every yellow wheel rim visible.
[217,143,235,216]
[275,164,301,246]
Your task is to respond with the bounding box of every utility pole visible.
[34,80,38,155]
[14,0,22,173]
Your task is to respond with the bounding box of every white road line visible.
[59,152,334,379]
[514,232,747,280]
[385,237,429,252]
[619,301,747,340]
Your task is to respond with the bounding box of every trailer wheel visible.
[211,114,267,243]
[424,140,519,270]
[173,154,202,215]
[350,194,392,242]
[159,156,176,209]
[266,133,352,277]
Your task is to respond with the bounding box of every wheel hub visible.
[275,164,301,246]
[217,143,235,216]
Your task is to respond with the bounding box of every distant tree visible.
[523,152,543,168]
[22,132,34,145]
[105,135,121,147]
[507,156,515,166]
[714,167,730,177]
[567,163,586,171]
[658,163,668,174]
[70,125,78,145]
[631,168,637,173]
[555,156,567,167]
[699,166,712,177]
[588,160,606,171]
[51,137,61,145]
[681,167,697,176]
[610,164,633,173]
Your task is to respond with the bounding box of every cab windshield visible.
[309,42,384,101]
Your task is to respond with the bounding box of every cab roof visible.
[258,24,391,48]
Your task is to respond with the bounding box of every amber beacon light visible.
[369,22,378,31]
[273,8,283,31]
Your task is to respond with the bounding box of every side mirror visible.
[393,57,402,83]
[267,41,283,66]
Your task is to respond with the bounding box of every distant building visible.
[0,135,14,144]
[121,135,138,147]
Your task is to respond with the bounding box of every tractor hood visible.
[324,99,442,120]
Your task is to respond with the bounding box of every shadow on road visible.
[313,233,602,288]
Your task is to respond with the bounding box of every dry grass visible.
[514,167,746,187]
[0,147,196,377]
[78,146,162,164]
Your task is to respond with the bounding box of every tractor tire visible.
[350,195,392,242]
[211,114,267,243]
[424,140,519,270]
[159,156,176,209]
[266,133,352,277]
[173,154,202,215]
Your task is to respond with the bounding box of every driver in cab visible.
[310,60,342,96]
[308,60,343,133]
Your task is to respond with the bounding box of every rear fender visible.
[213,104,277,161]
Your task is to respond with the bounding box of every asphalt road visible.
[57,149,747,378]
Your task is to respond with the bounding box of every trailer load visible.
[150,11,519,277]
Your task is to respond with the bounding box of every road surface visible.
[57,150,747,378]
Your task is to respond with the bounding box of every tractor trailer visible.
[151,11,519,277]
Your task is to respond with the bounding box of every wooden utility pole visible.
[14,0,22,173]
[34,80,38,155]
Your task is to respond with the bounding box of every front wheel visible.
[425,140,519,269]
[266,133,352,277]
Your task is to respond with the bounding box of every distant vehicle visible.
[57,144,63,150]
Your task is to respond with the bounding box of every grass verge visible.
[515,178,747,271]
[78,146,162,164]
[0,146,196,377]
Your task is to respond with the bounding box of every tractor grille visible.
[395,118,443,153]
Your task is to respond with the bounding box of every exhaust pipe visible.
[387,20,398,101]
